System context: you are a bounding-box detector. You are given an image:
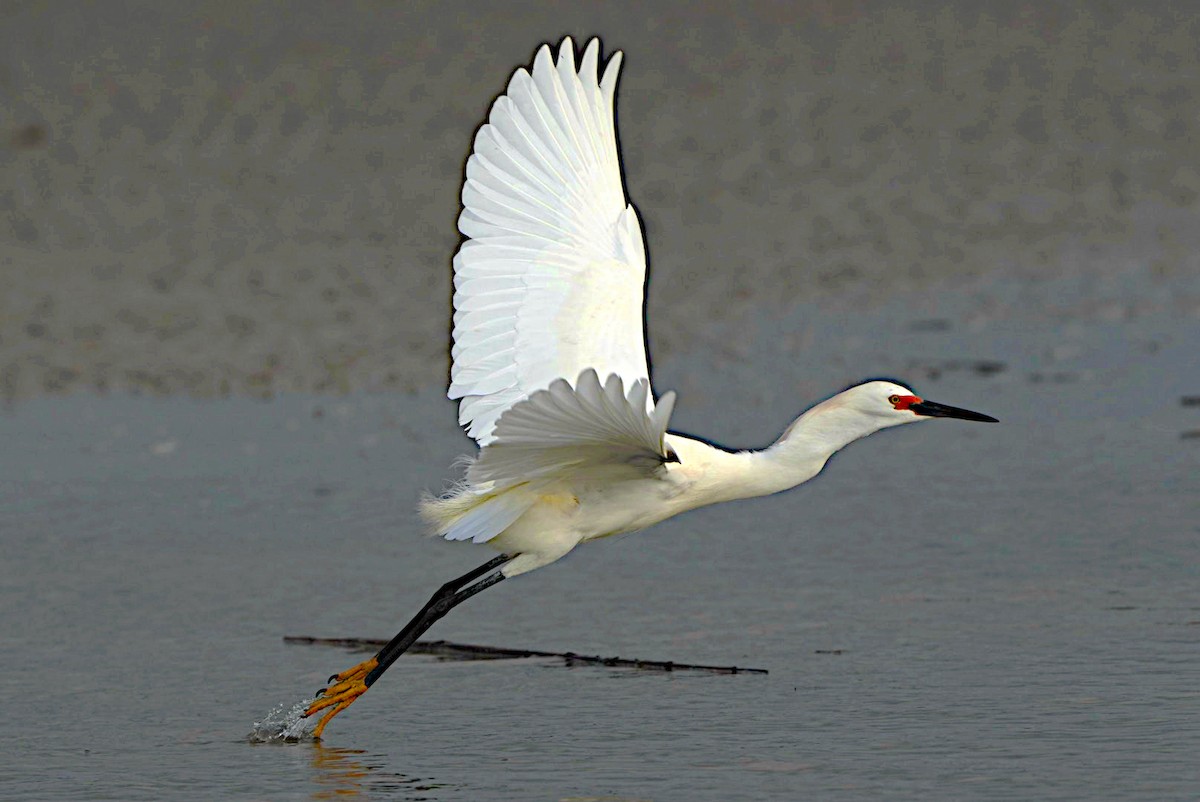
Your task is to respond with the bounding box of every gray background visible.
[3,1,1197,400]
[2,2,1198,800]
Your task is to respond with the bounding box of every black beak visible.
[909,399,998,423]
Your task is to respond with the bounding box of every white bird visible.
[305,36,996,737]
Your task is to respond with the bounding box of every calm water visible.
[4,3,1199,797]
[3,279,1197,800]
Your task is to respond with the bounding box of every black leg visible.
[305,552,516,736]
[361,553,514,687]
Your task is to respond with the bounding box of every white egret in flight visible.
[305,37,996,737]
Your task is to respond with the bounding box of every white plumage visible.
[304,37,998,738]
[419,36,995,580]
[449,38,652,447]
[468,369,675,489]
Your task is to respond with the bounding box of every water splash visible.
[247,697,316,743]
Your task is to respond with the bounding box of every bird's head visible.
[845,379,998,428]
[779,379,997,455]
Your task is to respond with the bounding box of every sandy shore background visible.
[2,1,1197,402]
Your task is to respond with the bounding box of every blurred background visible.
[3,3,1198,800]
[3,1,1196,403]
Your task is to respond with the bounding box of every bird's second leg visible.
[304,553,514,738]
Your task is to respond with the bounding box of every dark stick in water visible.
[284,635,768,675]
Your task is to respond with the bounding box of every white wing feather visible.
[435,369,676,544]
[469,369,677,490]
[438,488,537,544]
[449,37,654,446]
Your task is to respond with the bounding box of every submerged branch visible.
[284,636,768,675]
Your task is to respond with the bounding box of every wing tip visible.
[652,389,677,435]
[601,49,623,100]
[556,36,576,66]
[548,36,621,95]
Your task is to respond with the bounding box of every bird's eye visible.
[888,394,900,405]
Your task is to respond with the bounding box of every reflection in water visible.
[308,744,448,800]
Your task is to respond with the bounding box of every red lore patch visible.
[890,394,921,411]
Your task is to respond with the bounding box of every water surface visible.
[3,2,1198,798]
[3,275,1197,799]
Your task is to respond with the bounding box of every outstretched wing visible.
[449,37,654,446]
[468,369,677,490]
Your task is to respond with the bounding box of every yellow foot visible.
[304,656,379,739]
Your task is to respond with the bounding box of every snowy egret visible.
[304,36,996,737]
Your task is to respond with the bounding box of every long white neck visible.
[769,394,890,473]
[677,394,893,507]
